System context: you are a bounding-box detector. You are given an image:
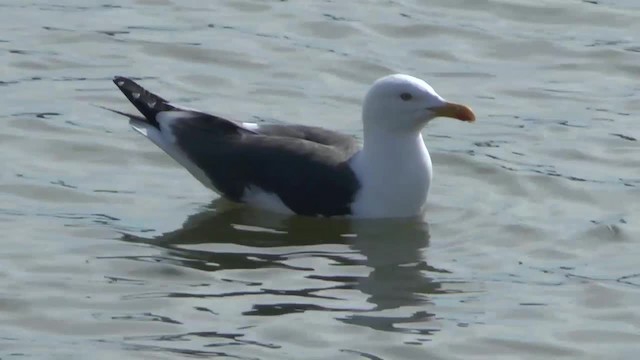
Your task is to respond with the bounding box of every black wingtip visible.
[112,75,126,86]
[112,76,136,90]
[111,76,174,127]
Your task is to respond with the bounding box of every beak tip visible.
[432,102,477,122]
[458,106,476,123]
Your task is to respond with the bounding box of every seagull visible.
[107,74,475,218]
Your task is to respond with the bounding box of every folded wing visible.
[110,76,361,216]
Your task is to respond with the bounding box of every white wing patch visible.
[241,122,260,131]
[242,185,294,214]
[156,110,197,143]
[129,118,220,193]
[130,120,149,137]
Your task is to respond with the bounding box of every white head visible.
[362,74,475,134]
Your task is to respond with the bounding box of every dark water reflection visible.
[120,200,454,339]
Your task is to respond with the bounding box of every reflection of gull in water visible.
[342,219,450,336]
[119,199,453,340]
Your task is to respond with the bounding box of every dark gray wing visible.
[251,124,360,156]
[171,116,361,217]
[110,76,361,216]
[111,75,358,151]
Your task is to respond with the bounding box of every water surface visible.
[1,0,639,359]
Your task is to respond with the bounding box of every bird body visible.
[108,74,475,218]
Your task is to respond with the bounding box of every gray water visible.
[1,0,639,359]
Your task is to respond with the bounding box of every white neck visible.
[349,128,433,218]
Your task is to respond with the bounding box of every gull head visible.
[362,74,475,134]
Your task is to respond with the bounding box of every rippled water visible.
[1,0,639,359]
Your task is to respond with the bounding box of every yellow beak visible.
[432,102,476,122]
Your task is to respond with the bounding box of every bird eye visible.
[400,93,413,101]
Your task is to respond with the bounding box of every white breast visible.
[349,134,433,218]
